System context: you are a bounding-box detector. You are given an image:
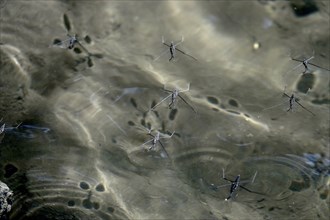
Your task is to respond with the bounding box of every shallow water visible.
[0,1,329,219]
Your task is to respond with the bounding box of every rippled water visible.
[0,1,329,219]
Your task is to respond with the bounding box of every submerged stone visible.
[0,180,13,219]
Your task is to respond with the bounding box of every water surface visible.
[0,1,329,219]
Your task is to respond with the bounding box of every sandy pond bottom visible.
[0,1,329,219]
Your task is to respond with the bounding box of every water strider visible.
[150,84,196,113]
[221,169,263,201]
[283,92,315,116]
[50,33,90,54]
[203,168,263,200]
[154,36,198,61]
[260,87,316,116]
[291,56,330,74]
[50,33,103,68]
[140,129,175,158]
[285,52,330,76]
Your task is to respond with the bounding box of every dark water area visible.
[0,1,329,219]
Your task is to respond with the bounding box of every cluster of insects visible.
[2,12,328,201]
[49,33,262,200]
[48,29,329,200]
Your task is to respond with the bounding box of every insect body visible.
[227,175,240,200]
[149,131,161,151]
[168,89,179,109]
[67,34,78,49]
[169,42,176,61]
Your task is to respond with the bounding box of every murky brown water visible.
[0,1,329,219]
